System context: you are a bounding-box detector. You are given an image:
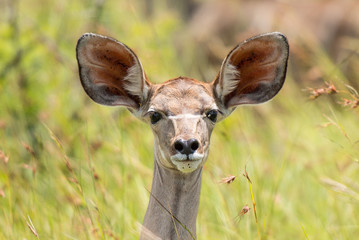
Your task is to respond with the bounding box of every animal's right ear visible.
[76,33,150,110]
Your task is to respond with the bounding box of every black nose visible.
[174,138,199,155]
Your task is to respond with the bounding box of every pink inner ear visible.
[78,36,143,107]
[224,37,285,106]
[83,38,134,89]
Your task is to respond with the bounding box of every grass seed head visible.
[239,204,251,216]
[339,98,359,109]
[220,175,236,184]
[307,82,338,100]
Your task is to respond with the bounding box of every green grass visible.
[1,0,359,239]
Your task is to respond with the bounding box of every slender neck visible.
[140,159,202,240]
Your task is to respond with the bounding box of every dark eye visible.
[150,112,162,124]
[206,110,218,122]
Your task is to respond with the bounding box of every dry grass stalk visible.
[243,166,260,240]
[166,200,181,240]
[26,216,39,239]
[320,177,359,200]
[146,189,195,240]
[43,124,84,193]
[242,168,252,184]
[64,155,74,172]
[322,114,350,142]
[44,124,74,173]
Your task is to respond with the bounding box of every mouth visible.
[170,153,203,173]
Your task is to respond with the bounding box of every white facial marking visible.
[168,114,202,120]
[170,153,204,173]
[148,107,156,112]
[170,153,188,161]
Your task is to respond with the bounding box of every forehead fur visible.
[150,77,215,114]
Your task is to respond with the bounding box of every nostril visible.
[190,139,199,151]
[174,140,184,152]
[174,139,200,155]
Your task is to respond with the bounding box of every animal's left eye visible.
[150,111,162,124]
[206,110,218,123]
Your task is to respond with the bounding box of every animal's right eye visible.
[150,112,162,124]
[206,110,218,123]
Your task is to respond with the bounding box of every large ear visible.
[213,32,289,109]
[76,33,150,109]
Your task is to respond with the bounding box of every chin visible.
[170,153,204,173]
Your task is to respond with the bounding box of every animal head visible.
[76,32,289,173]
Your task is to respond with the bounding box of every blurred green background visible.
[1,0,358,239]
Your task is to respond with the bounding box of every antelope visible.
[76,32,289,239]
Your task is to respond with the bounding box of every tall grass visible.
[1,0,358,239]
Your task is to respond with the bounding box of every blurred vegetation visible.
[0,0,358,239]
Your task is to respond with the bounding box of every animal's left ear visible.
[213,32,289,109]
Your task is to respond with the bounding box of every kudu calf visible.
[76,32,289,239]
